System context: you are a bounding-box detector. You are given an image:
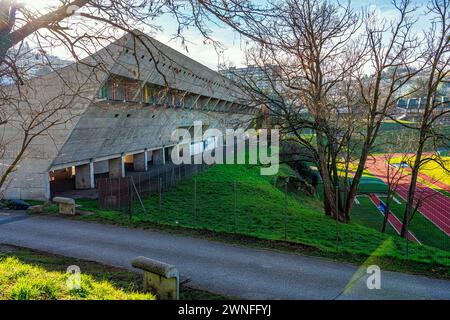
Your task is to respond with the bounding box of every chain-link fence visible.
[97,163,208,214]
[97,163,449,260]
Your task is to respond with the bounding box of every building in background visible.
[0,32,254,200]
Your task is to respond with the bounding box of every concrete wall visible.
[0,33,254,200]
[94,160,109,174]
[51,103,252,168]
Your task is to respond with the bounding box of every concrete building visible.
[0,32,254,200]
[396,96,450,123]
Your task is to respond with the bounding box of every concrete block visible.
[28,205,43,214]
[53,197,76,215]
[132,256,179,300]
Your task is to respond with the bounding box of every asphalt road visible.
[0,211,449,299]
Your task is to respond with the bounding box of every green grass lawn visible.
[350,196,398,237]
[73,163,450,274]
[373,124,450,154]
[0,245,230,300]
[0,246,155,300]
[378,195,450,252]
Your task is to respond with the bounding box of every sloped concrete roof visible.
[51,101,251,167]
[110,31,245,102]
[50,32,250,167]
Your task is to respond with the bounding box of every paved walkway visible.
[0,212,449,299]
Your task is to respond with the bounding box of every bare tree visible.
[379,146,411,233]
[225,0,362,221]
[341,0,423,221]
[400,0,449,237]
[0,0,269,194]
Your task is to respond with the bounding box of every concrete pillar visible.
[75,163,93,189]
[109,156,125,178]
[89,160,95,189]
[152,148,165,165]
[134,151,148,172]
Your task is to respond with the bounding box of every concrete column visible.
[134,151,148,172]
[89,160,95,189]
[75,163,93,189]
[109,156,125,178]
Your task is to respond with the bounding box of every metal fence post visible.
[138,174,141,194]
[118,178,121,211]
[159,177,162,223]
[233,180,237,234]
[284,179,288,241]
[193,178,197,225]
[129,178,133,219]
[335,184,339,253]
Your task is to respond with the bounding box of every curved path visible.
[0,212,449,300]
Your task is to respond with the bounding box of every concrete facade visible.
[133,152,148,172]
[75,164,92,190]
[0,32,255,200]
[108,157,125,179]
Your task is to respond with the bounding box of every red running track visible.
[411,170,450,193]
[366,157,450,237]
[368,194,420,243]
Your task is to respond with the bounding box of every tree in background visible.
[341,0,422,221]
[223,0,361,221]
[0,0,269,194]
[378,131,417,233]
[400,0,449,237]
[225,0,426,223]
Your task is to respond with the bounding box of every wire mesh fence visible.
[97,163,450,259]
[97,163,208,213]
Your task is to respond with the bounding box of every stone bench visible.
[52,197,76,215]
[131,256,179,300]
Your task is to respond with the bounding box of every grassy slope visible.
[351,196,397,236]
[0,245,229,300]
[0,248,155,300]
[76,163,450,270]
[378,195,450,251]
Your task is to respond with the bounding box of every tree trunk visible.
[401,142,424,237]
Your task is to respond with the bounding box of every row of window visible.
[98,75,252,114]
[397,96,450,109]
[99,76,184,107]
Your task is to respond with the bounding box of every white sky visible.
[17,0,431,71]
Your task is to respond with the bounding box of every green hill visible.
[78,163,450,271]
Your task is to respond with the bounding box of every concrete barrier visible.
[52,197,76,215]
[132,256,179,300]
